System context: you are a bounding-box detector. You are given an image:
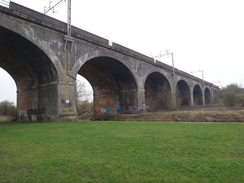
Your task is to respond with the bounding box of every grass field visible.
[0,117,11,123]
[0,121,243,183]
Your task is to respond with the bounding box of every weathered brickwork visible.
[0,2,219,121]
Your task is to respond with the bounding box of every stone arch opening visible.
[76,75,93,102]
[0,68,17,104]
[176,80,191,107]
[75,75,94,116]
[144,72,171,111]
[204,88,211,105]
[193,84,203,105]
[78,56,137,115]
[0,26,58,121]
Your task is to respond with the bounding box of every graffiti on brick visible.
[116,106,123,111]
[101,107,113,113]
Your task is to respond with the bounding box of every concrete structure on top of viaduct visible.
[0,2,219,121]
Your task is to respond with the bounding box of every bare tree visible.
[76,81,88,101]
[76,81,93,115]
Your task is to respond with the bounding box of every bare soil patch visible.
[0,115,11,119]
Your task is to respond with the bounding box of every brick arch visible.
[176,80,191,107]
[144,72,172,111]
[142,68,173,89]
[73,50,137,80]
[204,87,211,105]
[0,26,59,120]
[193,84,203,105]
[75,53,138,115]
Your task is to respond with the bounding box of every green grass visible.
[0,118,11,123]
[0,121,243,183]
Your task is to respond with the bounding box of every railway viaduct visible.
[0,2,219,121]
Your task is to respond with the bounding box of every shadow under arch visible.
[144,72,171,111]
[0,26,59,121]
[193,84,203,105]
[204,87,211,105]
[176,80,191,107]
[78,56,138,115]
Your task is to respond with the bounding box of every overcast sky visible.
[1,0,244,104]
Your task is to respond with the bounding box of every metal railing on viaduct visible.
[0,2,219,121]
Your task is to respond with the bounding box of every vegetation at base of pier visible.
[76,80,93,116]
[0,100,17,120]
[0,121,243,183]
[121,106,244,122]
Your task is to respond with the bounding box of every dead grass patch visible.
[123,106,244,122]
